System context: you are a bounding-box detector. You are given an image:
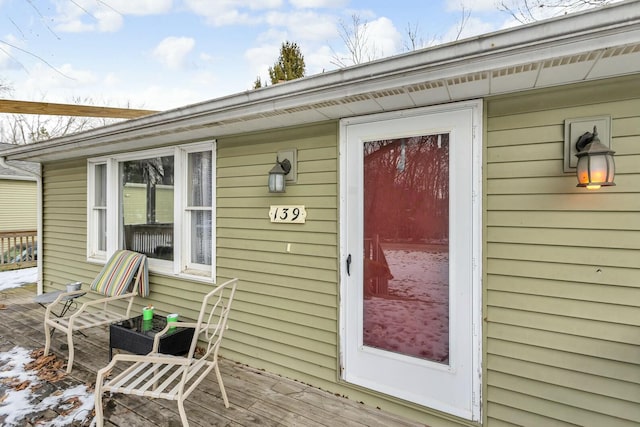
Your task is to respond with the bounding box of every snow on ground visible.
[0,267,38,291]
[0,268,96,426]
[364,247,449,363]
[0,347,95,426]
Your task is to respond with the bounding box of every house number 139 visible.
[269,205,307,223]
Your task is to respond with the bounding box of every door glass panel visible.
[363,134,449,364]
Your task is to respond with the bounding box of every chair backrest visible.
[186,278,238,361]
[90,250,149,297]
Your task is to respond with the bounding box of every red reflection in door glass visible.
[363,135,449,363]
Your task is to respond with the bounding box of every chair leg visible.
[94,372,105,427]
[214,362,229,408]
[66,330,75,373]
[43,323,52,356]
[177,398,190,427]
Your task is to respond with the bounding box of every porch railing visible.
[124,223,173,260]
[0,230,37,269]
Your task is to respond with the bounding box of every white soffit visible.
[446,72,490,99]
[588,43,640,78]
[536,51,600,86]
[369,88,417,111]
[406,81,451,107]
[490,63,540,94]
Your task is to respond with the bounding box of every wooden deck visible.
[0,284,425,427]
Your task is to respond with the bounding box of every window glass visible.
[188,151,212,266]
[121,156,175,261]
[94,163,107,252]
[188,151,212,207]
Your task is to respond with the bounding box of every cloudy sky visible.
[0,0,602,112]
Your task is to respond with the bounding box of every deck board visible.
[0,284,425,427]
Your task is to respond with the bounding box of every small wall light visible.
[575,126,615,190]
[564,116,614,191]
[268,157,291,193]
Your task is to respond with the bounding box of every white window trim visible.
[86,161,107,260]
[86,141,216,282]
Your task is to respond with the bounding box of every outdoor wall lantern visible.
[268,149,297,193]
[564,116,614,190]
[269,158,291,193]
[575,126,615,190]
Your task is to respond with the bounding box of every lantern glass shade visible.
[575,139,615,190]
[268,159,290,193]
[269,169,286,192]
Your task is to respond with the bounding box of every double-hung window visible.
[87,141,215,280]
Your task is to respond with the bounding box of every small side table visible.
[109,314,194,359]
[34,290,85,317]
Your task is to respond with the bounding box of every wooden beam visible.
[0,99,159,119]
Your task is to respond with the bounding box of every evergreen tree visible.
[268,41,306,84]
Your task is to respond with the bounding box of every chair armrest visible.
[44,290,86,317]
[65,291,137,322]
[151,321,197,351]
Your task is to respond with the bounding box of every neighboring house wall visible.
[0,178,37,232]
[484,75,640,426]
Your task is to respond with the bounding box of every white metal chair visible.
[94,278,238,427]
[43,250,148,373]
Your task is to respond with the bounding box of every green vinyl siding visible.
[215,121,341,385]
[42,160,94,288]
[0,179,37,232]
[484,75,640,427]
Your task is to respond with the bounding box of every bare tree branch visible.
[454,4,472,41]
[498,0,616,23]
[331,14,380,68]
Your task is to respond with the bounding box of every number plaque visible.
[269,205,307,223]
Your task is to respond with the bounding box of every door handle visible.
[346,254,352,276]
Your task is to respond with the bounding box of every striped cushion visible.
[91,250,148,297]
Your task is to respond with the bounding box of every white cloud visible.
[0,34,20,69]
[245,43,280,76]
[366,17,403,59]
[51,0,173,33]
[152,36,195,69]
[304,44,335,74]
[94,9,125,32]
[184,0,281,26]
[289,0,348,7]
[135,84,212,110]
[265,10,337,42]
[104,72,121,87]
[445,0,499,12]
[100,0,174,15]
[22,63,98,92]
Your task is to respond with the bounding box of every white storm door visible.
[340,102,481,421]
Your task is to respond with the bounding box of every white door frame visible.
[338,100,483,421]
